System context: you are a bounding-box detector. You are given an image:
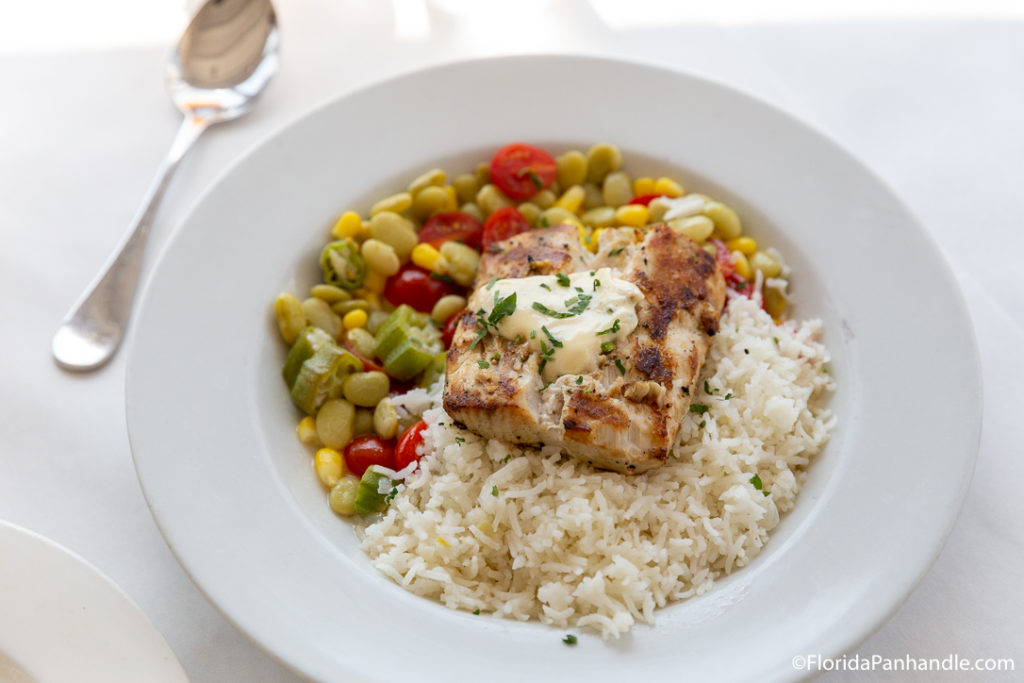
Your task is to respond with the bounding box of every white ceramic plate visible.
[126,56,980,682]
[0,521,188,683]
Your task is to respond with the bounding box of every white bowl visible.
[126,55,981,683]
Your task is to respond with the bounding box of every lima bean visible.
[432,294,467,324]
[361,239,401,276]
[301,297,342,338]
[343,371,390,407]
[555,150,587,188]
[601,171,633,208]
[329,477,359,516]
[373,398,399,439]
[274,293,306,344]
[585,144,622,183]
[369,211,418,261]
[316,398,355,449]
[407,168,446,194]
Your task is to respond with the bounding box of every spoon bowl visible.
[52,0,279,372]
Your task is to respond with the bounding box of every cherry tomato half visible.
[384,265,458,313]
[482,206,531,249]
[418,212,483,250]
[709,239,735,279]
[628,193,664,207]
[343,436,396,478]
[395,420,428,471]
[489,143,556,200]
[441,310,463,349]
[343,338,386,374]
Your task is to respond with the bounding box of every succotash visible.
[272,142,790,519]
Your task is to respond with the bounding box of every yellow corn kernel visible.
[584,228,604,253]
[342,309,368,330]
[296,416,320,446]
[633,177,656,196]
[653,177,684,198]
[726,237,757,255]
[357,290,381,308]
[331,211,363,240]
[362,269,386,294]
[412,242,443,272]
[614,204,649,228]
[554,185,586,215]
[314,448,345,488]
[732,251,752,280]
[443,185,458,210]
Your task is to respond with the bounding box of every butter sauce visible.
[471,268,643,378]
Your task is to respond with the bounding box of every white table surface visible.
[2,1,1022,680]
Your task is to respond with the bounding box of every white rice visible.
[360,296,835,638]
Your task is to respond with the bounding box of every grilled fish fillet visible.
[443,223,726,474]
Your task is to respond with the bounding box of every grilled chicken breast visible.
[443,223,726,474]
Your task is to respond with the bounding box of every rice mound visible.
[360,296,836,638]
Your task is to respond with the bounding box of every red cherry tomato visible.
[418,212,483,250]
[395,420,428,471]
[343,339,385,374]
[489,143,557,200]
[441,310,463,349]
[628,193,664,207]
[709,239,735,279]
[343,436,396,478]
[482,206,530,249]
[384,265,457,312]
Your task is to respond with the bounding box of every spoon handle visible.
[52,114,210,372]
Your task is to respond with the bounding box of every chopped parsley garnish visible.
[539,215,550,227]
[455,436,466,444]
[491,485,499,497]
[773,337,779,345]
[503,454,512,463]
[704,380,719,395]
[593,279,600,289]
[563,293,592,315]
[542,326,563,348]
[614,359,626,375]
[600,341,615,354]
[477,360,490,369]
[597,319,620,336]
[513,334,523,345]
[515,167,544,189]
[385,487,399,504]
[563,634,578,645]
[589,270,596,276]
[473,609,481,615]
[575,376,583,385]
[538,340,557,373]
[698,420,706,428]
[529,330,536,339]
[469,326,488,350]
[689,403,709,415]
[555,272,571,287]
[608,247,624,257]
[750,474,770,495]
[540,283,551,291]
[488,291,517,326]
[532,302,575,319]
[485,277,498,290]
[722,392,733,400]
[430,272,456,284]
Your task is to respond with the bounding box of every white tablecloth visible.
[2,1,1021,680]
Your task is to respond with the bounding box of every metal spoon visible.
[52,0,279,372]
